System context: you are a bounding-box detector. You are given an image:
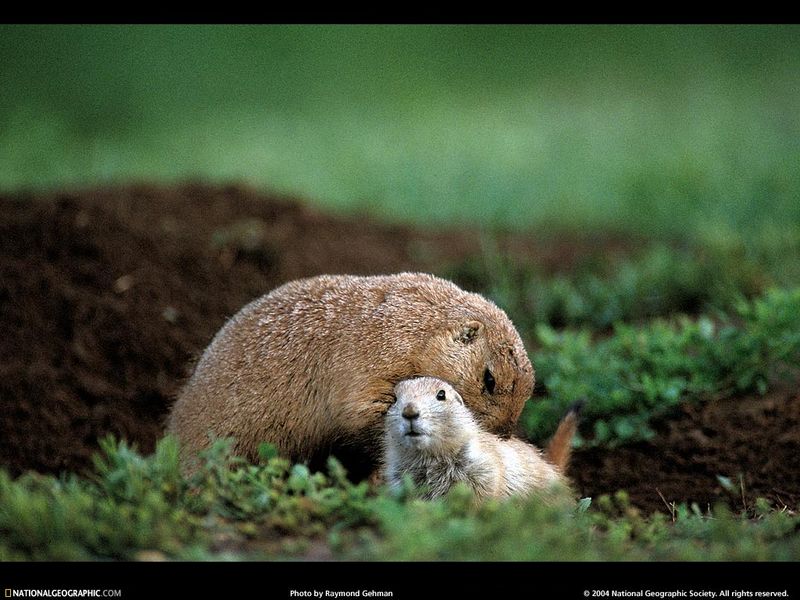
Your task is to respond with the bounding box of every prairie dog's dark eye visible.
[483,369,496,395]
[436,389,446,401]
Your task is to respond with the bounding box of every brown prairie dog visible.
[383,377,575,501]
[167,273,534,478]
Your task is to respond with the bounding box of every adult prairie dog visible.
[383,377,576,501]
[167,273,534,477]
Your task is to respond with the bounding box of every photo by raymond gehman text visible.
[586,590,789,598]
[289,591,393,598]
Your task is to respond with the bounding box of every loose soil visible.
[570,389,800,513]
[1,183,797,514]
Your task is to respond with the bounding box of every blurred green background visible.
[1,24,799,237]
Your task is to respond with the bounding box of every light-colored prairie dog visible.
[383,377,576,501]
[167,273,534,477]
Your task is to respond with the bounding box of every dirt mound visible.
[0,183,474,475]
[570,389,800,513]
[0,183,797,513]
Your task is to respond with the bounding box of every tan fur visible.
[545,410,579,471]
[383,377,570,501]
[167,273,534,475]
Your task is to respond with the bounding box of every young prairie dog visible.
[383,377,576,501]
[167,273,534,478]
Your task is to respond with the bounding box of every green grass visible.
[446,241,778,332]
[2,25,800,237]
[522,288,800,447]
[2,436,798,561]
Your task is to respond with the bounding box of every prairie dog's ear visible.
[453,320,483,344]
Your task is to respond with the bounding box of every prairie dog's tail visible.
[545,401,585,472]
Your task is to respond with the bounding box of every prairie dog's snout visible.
[399,400,422,439]
[401,403,420,421]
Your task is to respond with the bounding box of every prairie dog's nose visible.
[402,403,420,421]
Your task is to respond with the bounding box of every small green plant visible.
[522,287,800,447]
[446,241,775,333]
[0,436,378,560]
[584,491,800,561]
[0,436,200,560]
[1,437,798,561]
[352,484,603,561]
[184,438,376,537]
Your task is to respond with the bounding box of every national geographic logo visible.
[4,590,122,598]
